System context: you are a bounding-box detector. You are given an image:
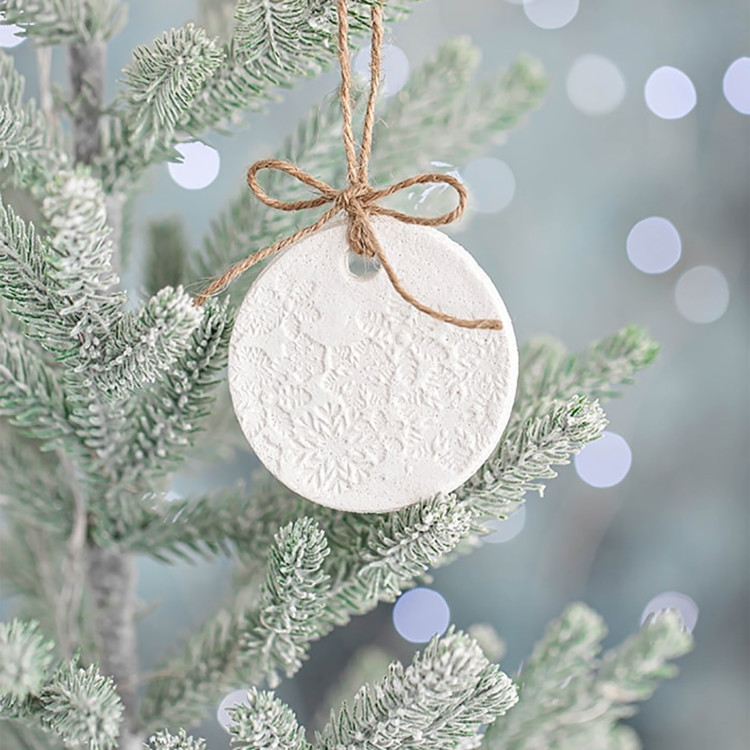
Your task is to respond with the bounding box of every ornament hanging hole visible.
[347,250,381,279]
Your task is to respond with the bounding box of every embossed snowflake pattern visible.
[285,403,385,495]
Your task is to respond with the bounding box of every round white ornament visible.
[228,216,518,513]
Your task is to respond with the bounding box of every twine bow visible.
[195,0,503,332]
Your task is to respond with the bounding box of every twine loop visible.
[195,0,502,332]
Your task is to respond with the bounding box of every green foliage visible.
[0,629,123,750]
[0,620,55,703]
[482,605,694,750]
[39,662,123,750]
[146,728,208,750]
[122,23,225,143]
[0,52,64,188]
[0,0,125,45]
[234,0,310,63]
[89,286,204,400]
[228,688,311,750]
[0,332,73,447]
[316,630,517,750]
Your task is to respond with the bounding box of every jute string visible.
[194,0,503,332]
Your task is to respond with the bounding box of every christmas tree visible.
[0,2,694,750]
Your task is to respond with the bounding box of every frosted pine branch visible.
[89,286,203,400]
[0,332,73,448]
[458,395,608,519]
[122,24,224,143]
[0,620,54,703]
[481,604,694,750]
[140,518,331,730]
[0,51,65,188]
[0,0,125,45]
[227,688,310,750]
[194,39,546,290]
[316,630,517,750]
[0,626,123,750]
[146,729,208,750]
[597,609,693,706]
[39,662,123,750]
[234,0,310,63]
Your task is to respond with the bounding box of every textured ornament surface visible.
[228,216,518,513]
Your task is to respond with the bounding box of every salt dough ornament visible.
[228,215,518,513]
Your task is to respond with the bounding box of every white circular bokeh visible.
[217,689,251,732]
[722,57,750,114]
[462,157,516,214]
[574,431,632,488]
[626,216,682,274]
[484,505,527,543]
[674,266,730,324]
[0,14,24,48]
[640,591,699,634]
[523,0,579,30]
[566,54,627,115]
[353,43,410,97]
[393,588,451,643]
[167,142,220,190]
[644,66,697,119]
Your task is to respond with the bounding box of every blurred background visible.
[2,1,748,748]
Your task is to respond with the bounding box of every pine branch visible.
[458,396,608,519]
[227,688,310,750]
[95,302,229,524]
[0,630,124,750]
[146,729,208,750]
[597,610,693,707]
[0,333,74,447]
[0,620,55,703]
[234,0,310,64]
[180,0,417,135]
[481,605,694,750]
[88,286,204,401]
[0,0,125,45]
[122,24,224,144]
[370,49,546,185]
[41,168,124,356]
[0,51,66,189]
[139,518,331,731]
[0,428,72,534]
[193,39,546,292]
[513,327,660,427]
[0,200,74,358]
[316,630,517,750]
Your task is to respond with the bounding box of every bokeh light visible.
[392,587,450,643]
[674,265,730,324]
[644,66,696,119]
[484,506,527,543]
[566,54,626,116]
[0,14,25,48]
[216,688,250,732]
[523,0,579,30]
[353,43,410,97]
[462,157,516,214]
[167,142,220,190]
[640,591,699,634]
[626,216,682,274]
[722,57,750,115]
[574,431,632,488]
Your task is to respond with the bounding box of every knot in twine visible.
[195,0,502,332]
